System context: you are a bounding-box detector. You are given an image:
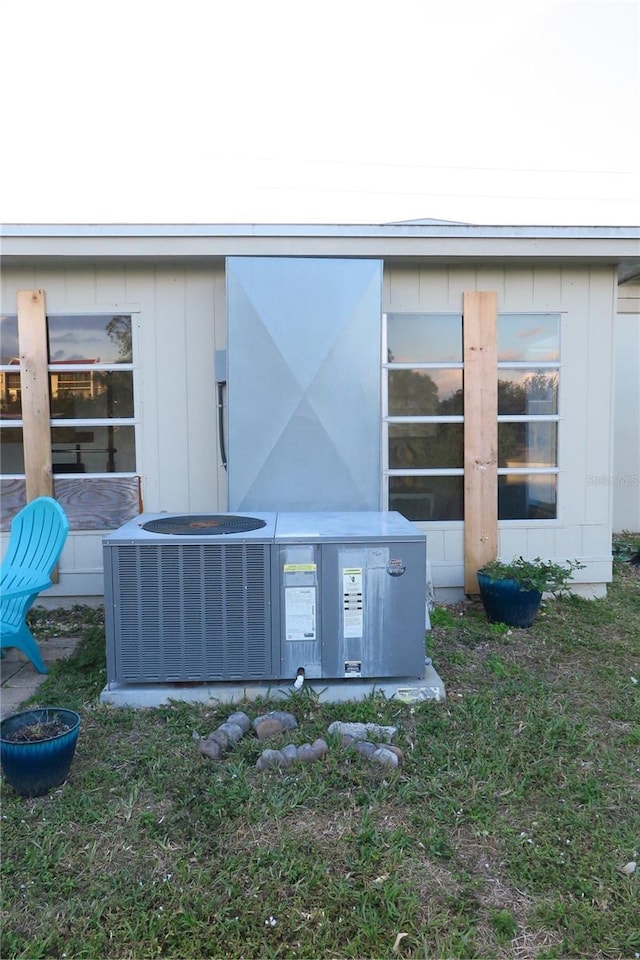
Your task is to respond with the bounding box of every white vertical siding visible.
[613,281,640,531]
[584,272,616,529]
[152,269,190,509]
[94,265,127,304]
[417,267,448,305]
[532,269,563,310]
[67,265,98,304]
[477,266,507,303]
[132,264,225,513]
[552,522,583,560]
[1,262,226,599]
[5,265,37,292]
[184,269,219,511]
[446,267,478,304]
[559,270,590,527]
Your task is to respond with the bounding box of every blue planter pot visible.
[477,573,542,628]
[1,708,80,797]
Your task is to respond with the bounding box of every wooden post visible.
[17,290,53,504]
[463,291,498,594]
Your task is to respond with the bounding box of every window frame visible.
[496,313,562,522]
[0,312,139,479]
[382,310,563,523]
[382,311,465,521]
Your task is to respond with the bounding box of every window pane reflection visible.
[50,371,134,418]
[389,476,463,521]
[48,315,132,363]
[51,426,136,473]
[387,314,462,362]
[498,369,558,415]
[389,423,464,469]
[0,315,19,363]
[0,427,24,472]
[498,314,559,362]
[498,474,557,519]
[389,369,463,415]
[499,422,557,467]
[0,370,22,417]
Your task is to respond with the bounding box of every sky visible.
[1,0,639,226]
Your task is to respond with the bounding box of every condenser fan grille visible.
[109,541,272,682]
[142,514,267,536]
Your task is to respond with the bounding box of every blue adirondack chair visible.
[0,497,70,674]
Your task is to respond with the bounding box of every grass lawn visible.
[1,559,639,959]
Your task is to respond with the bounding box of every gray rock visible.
[327,721,397,743]
[379,743,403,763]
[256,749,286,770]
[253,717,285,740]
[296,743,317,763]
[226,711,251,734]
[372,747,399,768]
[311,738,328,757]
[199,739,222,760]
[217,721,245,744]
[262,710,298,731]
[207,729,231,750]
[281,743,299,762]
[354,740,378,759]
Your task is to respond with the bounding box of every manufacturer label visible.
[342,567,363,638]
[344,660,362,678]
[285,586,317,641]
[386,558,406,577]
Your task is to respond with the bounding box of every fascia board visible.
[1,223,638,266]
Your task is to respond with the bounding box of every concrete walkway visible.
[0,636,81,719]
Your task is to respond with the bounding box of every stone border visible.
[198,710,404,769]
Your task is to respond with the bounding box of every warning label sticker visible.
[343,567,363,639]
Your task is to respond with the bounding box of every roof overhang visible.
[2,222,639,281]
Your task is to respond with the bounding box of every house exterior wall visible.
[1,262,227,600]
[384,263,617,598]
[1,259,618,601]
[613,280,640,531]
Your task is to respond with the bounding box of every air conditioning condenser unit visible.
[103,511,427,687]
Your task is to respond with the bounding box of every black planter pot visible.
[477,573,542,628]
[0,708,80,797]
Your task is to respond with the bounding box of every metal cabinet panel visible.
[227,257,383,511]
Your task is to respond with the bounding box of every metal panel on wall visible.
[227,257,383,511]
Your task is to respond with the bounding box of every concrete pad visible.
[99,662,445,709]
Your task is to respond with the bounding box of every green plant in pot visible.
[477,556,583,628]
[0,707,81,797]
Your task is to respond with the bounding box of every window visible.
[382,310,561,523]
[384,313,464,520]
[0,315,22,474]
[0,313,136,477]
[497,314,560,520]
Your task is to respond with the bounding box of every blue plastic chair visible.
[0,497,70,674]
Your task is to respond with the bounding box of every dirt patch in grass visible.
[228,806,357,855]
